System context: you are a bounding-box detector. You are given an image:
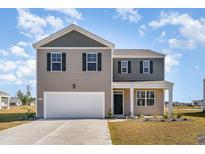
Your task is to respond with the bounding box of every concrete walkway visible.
[0,119,111,145]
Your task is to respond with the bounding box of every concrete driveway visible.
[0,119,111,145]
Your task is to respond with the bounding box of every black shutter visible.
[82,53,86,71]
[98,53,102,71]
[62,53,66,71]
[128,61,131,73]
[150,60,153,73]
[47,53,51,71]
[140,61,143,73]
[118,61,121,73]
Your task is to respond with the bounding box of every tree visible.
[16,90,23,99]
[15,85,36,106]
[26,85,31,97]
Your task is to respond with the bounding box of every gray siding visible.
[42,30,107,47]
[113,58,164,81]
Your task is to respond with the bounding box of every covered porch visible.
[112,81,174,117]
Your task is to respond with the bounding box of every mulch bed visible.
[197,134,205,145]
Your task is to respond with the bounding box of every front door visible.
[114,91,123,115]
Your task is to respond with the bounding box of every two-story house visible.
[33,24,174,119]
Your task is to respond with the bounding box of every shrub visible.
[161,119,166,122]
[25,108,36,120]
[144,118,149,121]
[163,114,169,119]
[172,118,176,121]
[139,113,144,119]
[107,111,113,119]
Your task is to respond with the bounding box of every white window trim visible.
[143,60,150,74]
[86,52,98,72]
[51,52,62,72]
[136,90,155,107]
[121,60,128,74]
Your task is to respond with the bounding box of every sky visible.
[0,8,205,102]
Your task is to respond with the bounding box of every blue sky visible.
[0,8,205,102]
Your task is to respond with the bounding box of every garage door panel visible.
[44,92,105,119]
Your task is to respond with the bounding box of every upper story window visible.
[51,53,62,71]
[143,60,150,74]
[86,53,97,71]
[121,61,128,74]
[136,90,155,106]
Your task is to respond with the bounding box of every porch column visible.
[111,89,114,116]
[130,88,134,117]
[168,87,173,118]
[7,97,10,109]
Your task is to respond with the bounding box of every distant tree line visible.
[16,85,36,105]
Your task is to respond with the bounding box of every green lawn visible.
[108,111,205,145]
[0,106,35,131]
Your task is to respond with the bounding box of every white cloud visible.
[10,46,28,57]
[16,59,36,78]
[149,11,205,48]
[138,25,147,37]
[17,8,48,40]
[0,73,22,85]
[168,38,196,49]
[0,49,9,56]
[46,16,64,30]
[17,41,28,47]
[45,8,82,20]
[164,51,181,73]
[0,59,36,85]
[0,60,17,72]
[26,79,36,87]
[155,31,166,43]
[115,9,141,23]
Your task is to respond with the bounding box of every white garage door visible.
[44,92,105,119]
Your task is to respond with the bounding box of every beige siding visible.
[37,49,112,118]
[114,88,164,116]
[134,89,164,115]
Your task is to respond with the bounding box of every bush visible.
[25,108,36,120]
[107,111,113,119]
[163,114,169,119]
[144,118,149,121]
[176,113,183,118]
[139,113,144,119]
[175,110,183,118]
[172,118,176,121]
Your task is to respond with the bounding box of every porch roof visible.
[112,80,174,89]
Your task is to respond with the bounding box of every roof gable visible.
[33,24,114,48]
[42,30,107,47]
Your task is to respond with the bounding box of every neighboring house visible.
[0,91,10,109]
[10,98,22,106]
[192,100,203,106]
[33,24,174,119]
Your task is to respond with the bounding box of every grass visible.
[108,110,205,145]
[0,106,36,131]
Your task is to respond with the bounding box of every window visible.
[136,90,155,106]
[51,53,62,71]
[121,61,128,74]
[143,60,150,74]
[86,53,97,71]
[136,91,145,106]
